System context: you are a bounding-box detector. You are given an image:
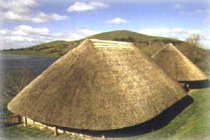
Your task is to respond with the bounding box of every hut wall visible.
[22,117,65,134]
[21,117,92,138]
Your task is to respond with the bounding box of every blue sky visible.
[0,0,210,49]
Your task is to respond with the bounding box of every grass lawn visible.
[0,88,210,140]
[0,125,83,140]
[131,88,210,140]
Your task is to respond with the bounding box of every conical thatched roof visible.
[152,43,207,82]
[8,39,187,131]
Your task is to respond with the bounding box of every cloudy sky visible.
[0,0,210,49]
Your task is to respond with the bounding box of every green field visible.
[1,88,210,140]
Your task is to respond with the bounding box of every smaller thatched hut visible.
[152,43,208,89]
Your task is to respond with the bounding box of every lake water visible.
[0,53,57,80]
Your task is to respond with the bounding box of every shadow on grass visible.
[180,80,210,90]
[58,95,193,138]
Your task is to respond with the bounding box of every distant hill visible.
[2,30,209,73]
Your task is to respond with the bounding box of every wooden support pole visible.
[53,126,58,136]
[8,116,11,124]
[24,117,28,127]
[18,116,21,124]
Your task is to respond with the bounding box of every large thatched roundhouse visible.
[152,43,208,88]
[8,39,187,132]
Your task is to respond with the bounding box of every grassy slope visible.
[137,88,210,140]
[2,40,80,57]
[1,88,210,140]
[2,30,176,57]
[87,30,177,42]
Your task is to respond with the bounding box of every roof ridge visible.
[89,39,132,44]
[88,39,135,48]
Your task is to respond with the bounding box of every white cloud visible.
[66,29,100,40]
[178,9,209,16]
[127,0,209,3]
[0,25,100,49]
[93,0,209,4]
[175,4,183,9]
[1,0,67,23]
[2,11,68,23]
[0,0,38,14]
[12,25,50,35]
[179,11,193,16]
[31,12,67,23]
[107,17,128,24]
[67,2,108,12]
[174,3,210,16]
[199,30,210,49]
[138,27,210,49]
[0,25,52,49]
[3,11,26,21]
[76,29,99,36]
[139,28,201,40]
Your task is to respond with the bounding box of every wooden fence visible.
[0,105,21,126]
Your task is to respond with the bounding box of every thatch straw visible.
[8,39,187,131]
[152,43,208,82]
